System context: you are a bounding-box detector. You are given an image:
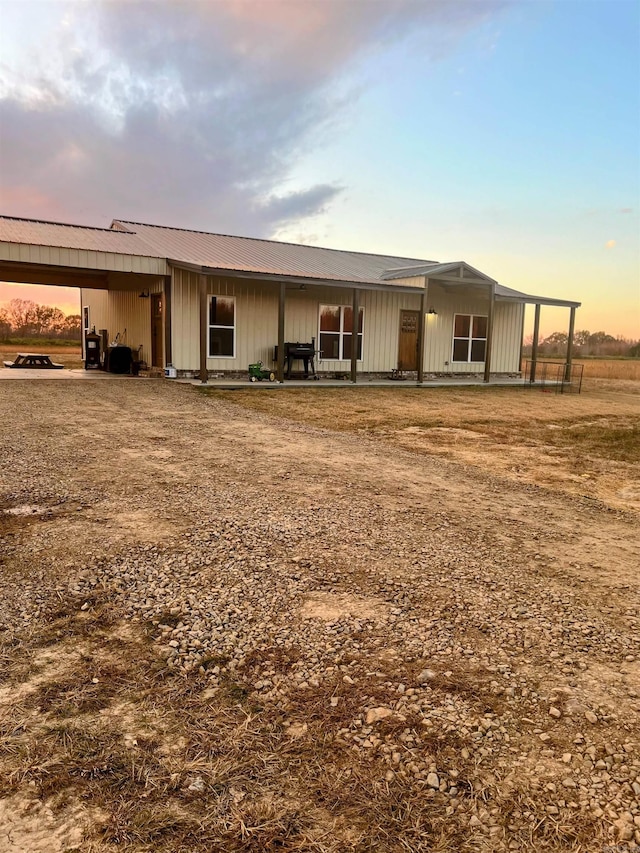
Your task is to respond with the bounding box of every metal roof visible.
[111,220,436,284]
[0,215,162,257]
[0,214,580,307]
[494,282,581,308]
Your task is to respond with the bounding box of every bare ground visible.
[0,378,638,852]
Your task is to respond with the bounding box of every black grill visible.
[274,339,317,379]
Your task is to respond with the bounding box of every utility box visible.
[84,327,101,370]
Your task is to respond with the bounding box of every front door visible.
[151,294,163,367]
[398,310,419,370]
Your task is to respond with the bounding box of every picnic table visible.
[3,353,64,369]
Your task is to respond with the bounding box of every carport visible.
[0,216,170,369]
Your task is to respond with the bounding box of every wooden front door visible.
[398,310,419,370]
[151,294,163,367]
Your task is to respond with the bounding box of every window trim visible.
[208,295,236,359]
[318,304,364,362]
[452,313,487,363]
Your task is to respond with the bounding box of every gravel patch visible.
[1,380,639,851]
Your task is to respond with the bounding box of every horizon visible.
[0,280,637,343]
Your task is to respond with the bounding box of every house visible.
[0,215,580,382]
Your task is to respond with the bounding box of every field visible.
[521,356,640,382]
[1,378,639,852]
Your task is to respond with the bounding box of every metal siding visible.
[170,273,522,375]
[170,271,426,373]
[423,283,492,374]
[82,282,163,366]
[421,289,522,373]
[386,275,425,288]
[0,240,167,275]
[491,301,524,372]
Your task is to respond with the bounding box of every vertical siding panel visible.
[83,289,153,365]
[490,302,522,372]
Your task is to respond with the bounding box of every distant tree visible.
[535,329,639,358]
[574,330,591,348]
[60,314,81,339]
[0,298,82,339]
[30,305,66,336]
[5,298,38,334]
[539,331,568,356]
[0,307,11,341]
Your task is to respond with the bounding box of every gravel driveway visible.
[1,378,638,852]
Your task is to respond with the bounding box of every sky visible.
[0,0,638,338]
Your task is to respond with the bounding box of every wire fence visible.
[523,360,584,394]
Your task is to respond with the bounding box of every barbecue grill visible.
[274,338,319,379]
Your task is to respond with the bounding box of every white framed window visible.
[319,305,364,361]
[452,314,487,362]
[208,296,235,358]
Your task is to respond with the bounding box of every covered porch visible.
[187,261,580,385]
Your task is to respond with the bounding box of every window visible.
[452,314,487,362]
[208,296,235,357]
[319,305,364,360]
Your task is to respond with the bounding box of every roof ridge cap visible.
[111,219,434,264]
[1,214,136,234]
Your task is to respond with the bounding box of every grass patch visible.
[545,421,640,463]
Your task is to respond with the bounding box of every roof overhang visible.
[496,293,581,308]
[169,260,425,294]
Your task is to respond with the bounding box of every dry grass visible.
[207,384,640,511]
[208,382,639,431]
[208,385,639,460]
[0,342,82,370]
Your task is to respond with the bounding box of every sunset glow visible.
[1,0,638,338]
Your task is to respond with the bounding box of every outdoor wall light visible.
[138,290,150,298]
[428,307,438,315]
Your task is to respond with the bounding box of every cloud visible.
[605,239,616,249]
[0,0,506,235]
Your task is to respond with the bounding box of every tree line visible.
[524,330,640,358]
[0,298,81,340]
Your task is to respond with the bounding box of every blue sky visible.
[0,0,638,337]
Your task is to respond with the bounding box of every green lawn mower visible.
[248,362,276,382]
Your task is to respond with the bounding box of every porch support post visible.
[416,285,426,384]
[350,287,359,383]
[199,273,208,383]
[530,303,541,383]
[565,305,576,381]
[163,274,172,367]
[277,281,286,382]
[483,282,495,383]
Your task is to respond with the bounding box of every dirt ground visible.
[0,378,638,852]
